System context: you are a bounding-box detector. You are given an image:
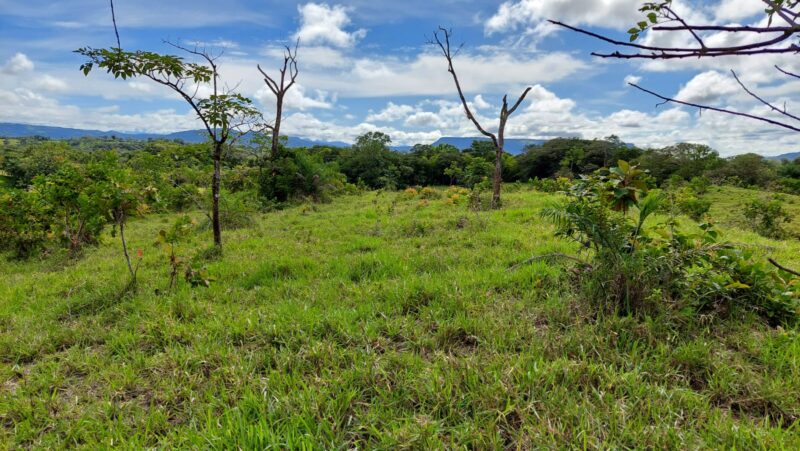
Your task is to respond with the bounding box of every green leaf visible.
[648,12,658,23]
[725,282,751,290]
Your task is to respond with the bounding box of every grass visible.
[1,186,799,448]
[706,185,800,238]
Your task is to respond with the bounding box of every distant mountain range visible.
[768,151,800,161]
[0,123,546,153]
[0,123,349,149]
[1,123,797,159]
[432,137,547,154]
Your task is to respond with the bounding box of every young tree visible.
[431,28,532,208]
[75,1,260,249]
[551,0,800,133]
[258,42,299,160]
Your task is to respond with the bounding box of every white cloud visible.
[33,75,68,92]
[2,53,34,74]
[623,74,642,86]
[294,3,366,48]
[0,87,200,133]
[714,0,767,22]
[404,111,445,128]
[473,95,492,110]
[675,70,740,104]
[366,102,416,122]
[485,0,643,37]
[255,83,335,111]
[300,50,589,98]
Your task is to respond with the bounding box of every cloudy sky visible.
[0,0,798,155]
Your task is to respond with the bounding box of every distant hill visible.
[432,137,547,154]
[768,152,800,161]
[0,123,350,149]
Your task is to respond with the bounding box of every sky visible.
[0,0,798,156]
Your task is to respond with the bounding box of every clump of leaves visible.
[185,265,216,288]
[541,161,799,326]
[743,196,793,239]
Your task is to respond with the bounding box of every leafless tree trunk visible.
[431,27,531,209]
[258,42,299,160]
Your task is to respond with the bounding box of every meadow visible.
[1,185,799,448]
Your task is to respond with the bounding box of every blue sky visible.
[0,0,797,155]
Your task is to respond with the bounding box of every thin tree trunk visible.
[492,120,506,209]
[272,94,283,159]
[118,212,135,283]
[212,141,223,248]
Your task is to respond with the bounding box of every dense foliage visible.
[543,162,799,326]
[2,134,799,257]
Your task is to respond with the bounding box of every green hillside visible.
[1,187,798,448]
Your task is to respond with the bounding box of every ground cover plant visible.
[1,184,799,448]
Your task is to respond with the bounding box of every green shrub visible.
[0,189,51,258]
[675,187,711,221]
[528,177,572,193]
[743,197,792,239]
[542,161,799,326]
[202,190,259,231]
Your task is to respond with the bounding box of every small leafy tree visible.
[155,215,196,291]
[75,1,260,249]
[34,164,107,254]
[100,166,149,286]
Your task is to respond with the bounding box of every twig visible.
[769,258,800,276]
[629,82,800,133]
[110,0,121,49]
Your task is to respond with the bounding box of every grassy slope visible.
[1,187,799,448]
[706,185,800,238]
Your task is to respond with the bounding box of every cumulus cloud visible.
[675,71,741,104]
[255,83,336,111]
[485,0,642,37]
[294,3,366,48]
[366,102,416,122]
[2,53,34,74]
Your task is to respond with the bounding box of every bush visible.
[529,177,572,193]
[259,150,347,204]
[0,190,51,258]
[743,197,793,239]
[202,190,259,231]
[542,161,799,326]
[419,187,441,199]
[675,187,711,221]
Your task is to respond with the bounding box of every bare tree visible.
[431,27,532,209]
[77,1,261,249]
[550,0,800,133]
[258,42,299,160]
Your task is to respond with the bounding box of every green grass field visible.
[705,185,800,238]
[1,186,799,448]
